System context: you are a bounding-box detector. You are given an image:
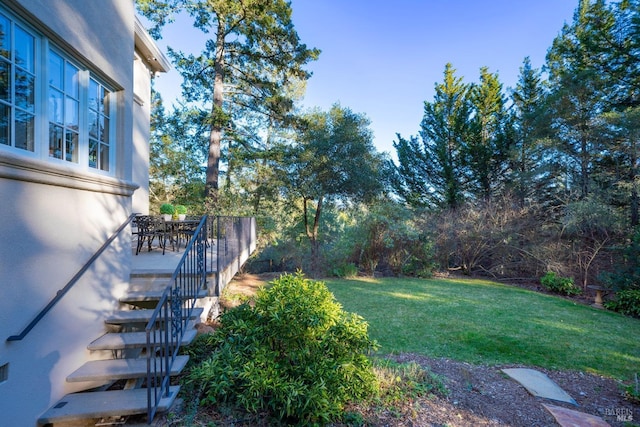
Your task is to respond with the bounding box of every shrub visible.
[159,203,174,215]
[175,204,187,214]
[187,273,379,425]
[333,263,359,278]
[540,271,581,296]
[604,289,640,318]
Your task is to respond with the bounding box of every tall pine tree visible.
[136,0,319,210]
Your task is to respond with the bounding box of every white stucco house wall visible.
[0,0,169,424]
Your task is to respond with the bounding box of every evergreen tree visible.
[509,57,548,206]
[136,0,319,209]
[393,63,471,209]
[465,67,513,201]
[546,0,609,199]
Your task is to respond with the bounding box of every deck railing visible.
[145,215,256,423]
[209,216,256,294]
[145,215,207,422]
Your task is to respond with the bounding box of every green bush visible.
[604,289,640,318]
[188,273,379,425]
[333,263,359,278]
[540,271,581,296]
[159,203,174,215]
[175,204,187,214]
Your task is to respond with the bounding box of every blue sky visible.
[150,1,578,156]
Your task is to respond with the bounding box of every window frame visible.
[0,7,117,177]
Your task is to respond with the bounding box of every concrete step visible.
[67,355,189,383]
[88,328,198,351]
[120,288,207,304]
[38,385,180,424]
[105,307,203,325]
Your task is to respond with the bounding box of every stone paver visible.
[502,368,578,405]
[542,403,611,427]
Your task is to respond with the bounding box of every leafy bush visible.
[540,271,581,296]
[604,289,640,318]
[159,203,174,214]
[600,227,640,292]
[188,273,379,425]
[332,263,359,278]
[175,204,187,214]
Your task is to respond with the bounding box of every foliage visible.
[432,197,546,278]
[332,263,359,278]
[280,104,384,275]
[136,0,320,205]
[372,359,448,404]
[604,289,640,318]
[600,227,640,292]
[391,63,471,209]
[159,203,175,215]
[175,204,187,214]
[540,271,581,296]
[621,374,640,405]
[188,273,379,425]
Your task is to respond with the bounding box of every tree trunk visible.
[304,196,323,277]
[205,21,226,212]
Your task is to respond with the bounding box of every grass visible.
[322,276,640,380]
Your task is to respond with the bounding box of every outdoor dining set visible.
[132,215,202,255]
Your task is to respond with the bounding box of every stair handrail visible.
[146,215,208,422]
[6,213,139,342]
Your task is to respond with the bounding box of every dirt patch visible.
[378,354,638,427]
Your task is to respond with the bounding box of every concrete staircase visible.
[37,276,204,426]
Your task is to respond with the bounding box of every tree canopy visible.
[136,0,319,209]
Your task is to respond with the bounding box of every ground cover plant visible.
[324,276,640,380]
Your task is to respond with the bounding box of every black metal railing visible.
[209,216,256,295]
[7,213,138,342]
[145,215,256,422]
[145,215,208,422]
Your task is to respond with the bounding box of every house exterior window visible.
[48,50,79,163]
[0,13,36,152]
[88,78,111,171]
[0,8,116,175]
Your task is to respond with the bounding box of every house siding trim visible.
[0,150,138,196]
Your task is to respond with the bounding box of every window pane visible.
[65,62,78,98]
[48,88,63,123]
[15,69,34,112]
[98,85,106,114]
[0,59,9,101]
[15,110,34,151]
[100,116,109,142]
[88,79,98,111]
[49,123,63,159]
[87,110,97,140]
[0,14,9,59]
[14,25,34,73]
[65,129,78,163]
[48,50,63,89]
[89,139,97,168]
[100,143,109,171]
[65,96,78,128]
[0,103,9,146]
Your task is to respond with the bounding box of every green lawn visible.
[324,276,640,380]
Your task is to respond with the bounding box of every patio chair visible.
[134,215,168,255]
[176,215,203,250]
